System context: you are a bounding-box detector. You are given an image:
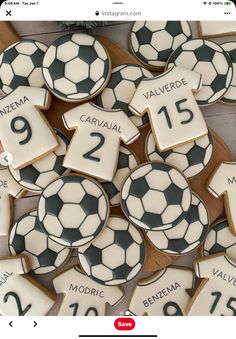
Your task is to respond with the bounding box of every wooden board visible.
[0,22,234,272]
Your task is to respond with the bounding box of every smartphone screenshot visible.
[0,0,236,338]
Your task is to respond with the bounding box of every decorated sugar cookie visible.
[0,39,47,95]
[9,129,70,192]
[78,216,145,286]
[187,253,236,315]
[221,42,236,104]
[9,210,71,274]
[101,146,139,207]
[199,21,236,38]
[96,64,152,128]
[62,102,140,181]
[53,266,124,315]
[129,66,207,151]
[0,86,58,170]
[167,39,233,106]
[145,130,213,178]
[207,161,236,235]
[121,162,191,231]
[43,33,111,102]
[129,21,192,70]
[129,267,194,316]
[0,167,25,235]
[0,255,55,315]
[38,174,110,248]
[146,193,209,255]
[203,219,236,260]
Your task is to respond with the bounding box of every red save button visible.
[114,318,135,330]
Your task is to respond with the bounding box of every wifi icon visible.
[203,1,207,4]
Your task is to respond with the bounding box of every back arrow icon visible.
[9,321,13,327]
[33,321,37,327]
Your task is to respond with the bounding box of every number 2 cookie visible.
[129,66,207,151]
[167,39,233,106]
[42,33,111,102]
[129,21,192,70]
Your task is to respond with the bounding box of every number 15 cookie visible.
[129,66,208,151]
[0,86,58,169]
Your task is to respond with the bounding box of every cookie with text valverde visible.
[207,161,236,235]
[129,266,194,316]
[53,266,124,316]
[129,66,207,151]
[0,166,25,236]
[187,253,236,316]
[62,102,140,181]
[0,86,58,170]
[0,254,55,316]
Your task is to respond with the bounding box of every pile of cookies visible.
[0,21,236,316]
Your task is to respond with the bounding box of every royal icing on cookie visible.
[129,66,207,151]
[203,218,236,260]
[199,21,236,38]
[78,216,145,286]
[167,39,233,106]
[0,255,55,315]
[38,174,109,248]
[207,161,236,235]
[121,162,191,231]
[129,21,192,70]
[101,146,139,207]
[9,210,71,274]
[129,267,194,316]
[96,64,152,128]
[187,253,236,316]
[43,33,111,102]
[0,86,58,170]
[53,266,124,315]
[146,193,209,255]
[145,130,213,178]
[0,167,25,235]
[62,102,140,181]
[221,42,236,104]
[9,129,70,192]
[0,39,47,95]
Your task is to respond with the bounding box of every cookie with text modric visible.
[37,174,110,248]
[0,39,47,95]
[129,267,194,316]
[53,266,124,316]
[167,39,233,106]
[9,210,71,274]
[42,33,111,103]
[62,102,140,181]
[9,129,70,193]
[187,253,236,316]
[0,86,58,170]
[129,66,207,151]
[0,255,55,315]
[207,161,236,236]
[78,216,145,286]
[0,167,25,236]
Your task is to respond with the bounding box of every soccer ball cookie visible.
[9,210,71,274]
[42,33,111,102]
[145,130,213,178]
[101,146,139,207]
[203,219,236,260]
[38,174,109,247]
[121,162,191,231]
[221,42,236,104]
[0,39,47,95]
[78,216,145,285]
[146,193,209,255]
[167,39,233,106]
[9,129,70,193]
[96,64,152,128]
[130,21,192,70]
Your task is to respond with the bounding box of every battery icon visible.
[224,1,231,4]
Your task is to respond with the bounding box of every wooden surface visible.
[0,20,235,315]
